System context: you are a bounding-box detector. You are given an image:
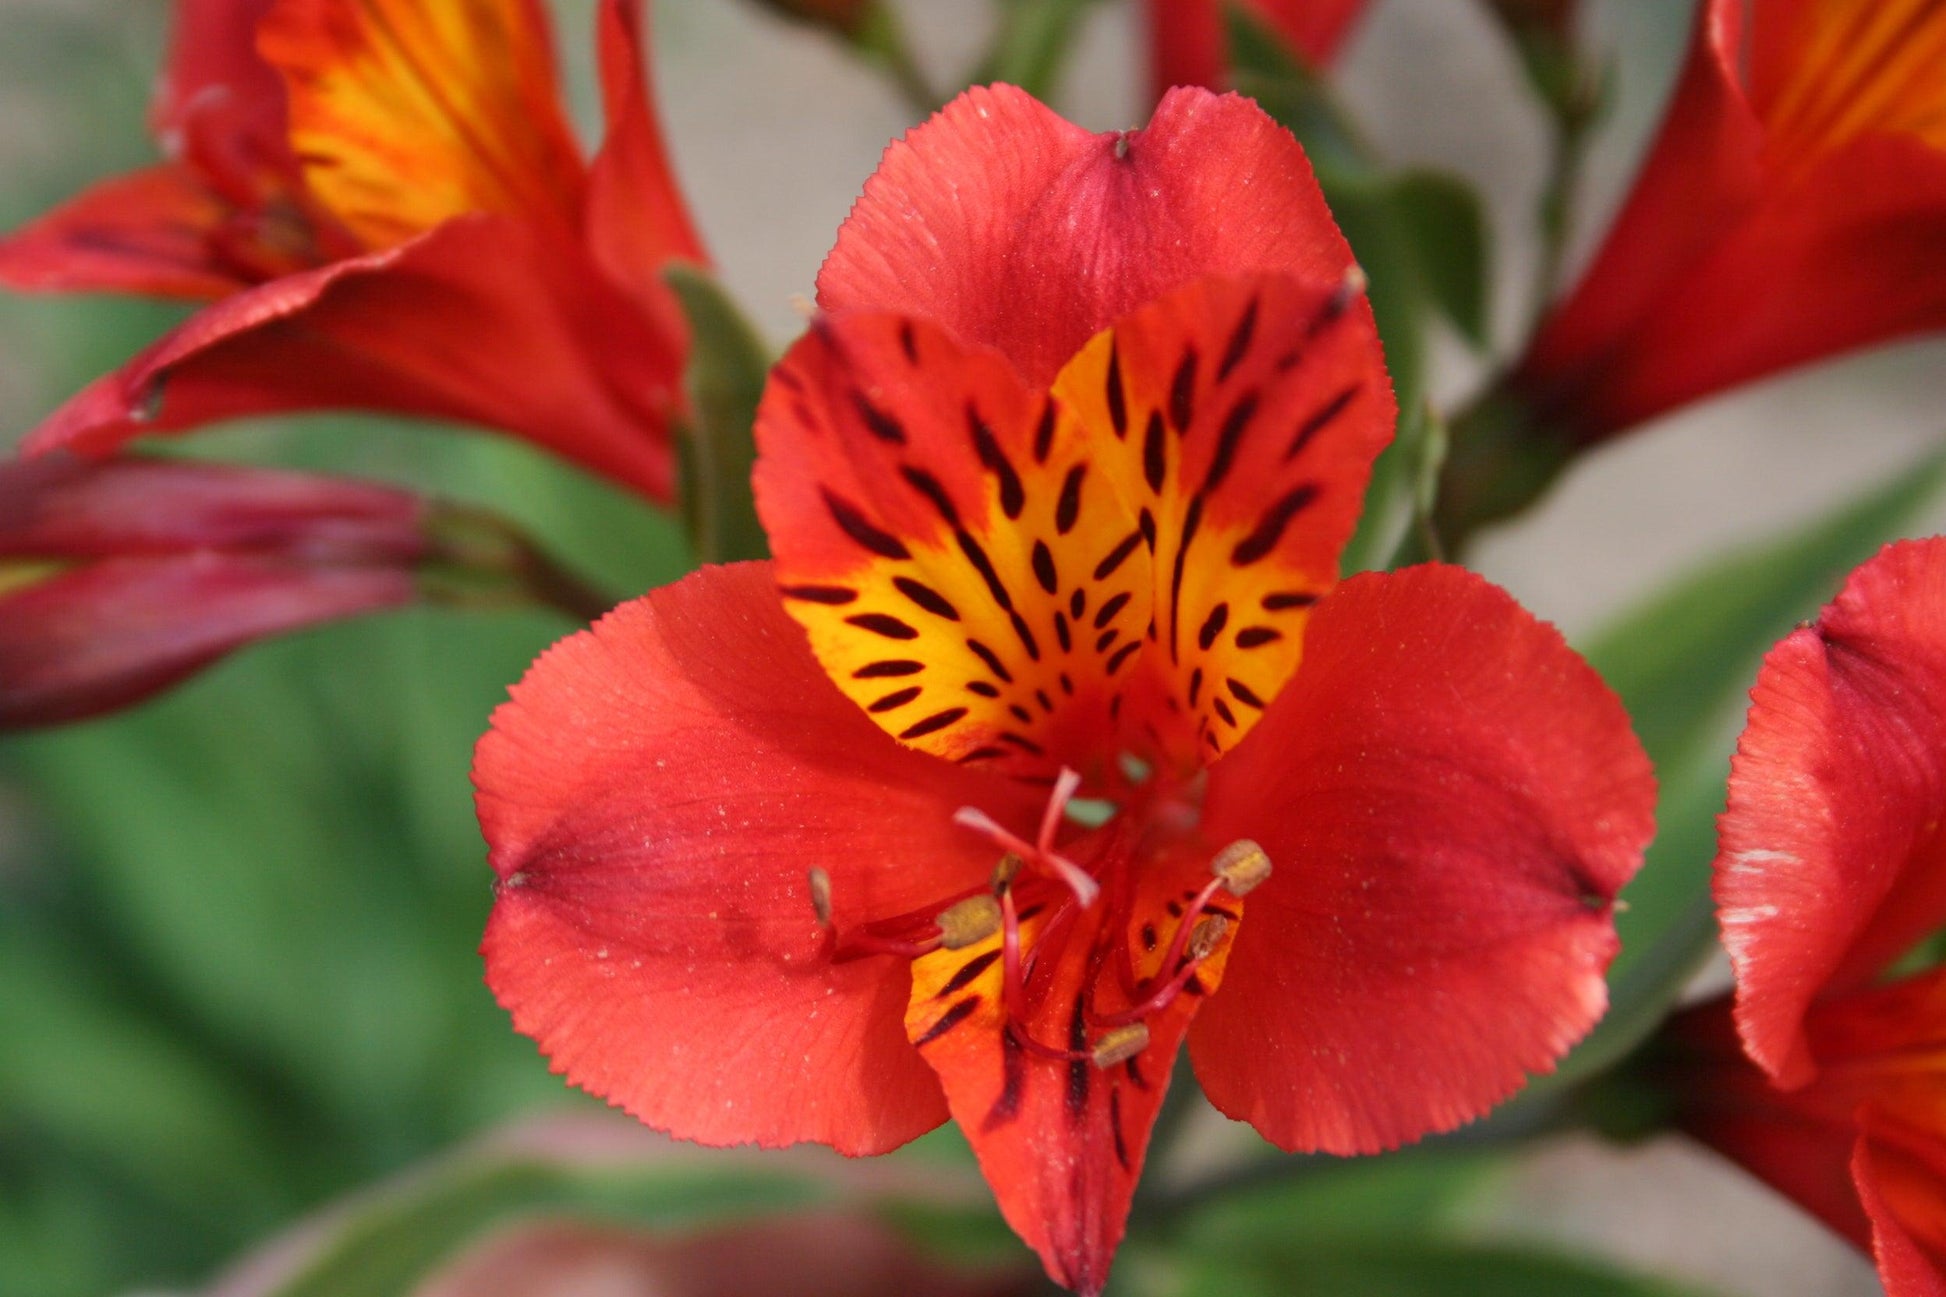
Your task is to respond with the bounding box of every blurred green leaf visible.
[1323,167,1493,370]
[1156,1146,1504,1249]
[668,265,772,565]
[269,1157,822,1297]
[1386,171,1492,348]
[1144,1239,1725,1297]
[1225,5,1370,173]
[1555,446,1946,1083]
[1326,175,1456,571]
[0,928,288,1224]
[1227,0,1493,573]
[975,0,1104,102]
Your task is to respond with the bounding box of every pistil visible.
[954,767,1101,906]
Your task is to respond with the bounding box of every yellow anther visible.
[1211,839,1272,896]
[807,867,833,927]
[1187,915,1230,961]
[1091,1022,1151,1069]
[990,852,1023,894]
[936,893,1003,950]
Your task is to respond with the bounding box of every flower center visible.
[812,772,1268,1080]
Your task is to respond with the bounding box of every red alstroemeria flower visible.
[475,85,1655,1294]
[1667,538,1946,1295]
[1145,0,1371,100]
[0,0,704,502]
[1512,0,1946,444]
[0,453,427,728]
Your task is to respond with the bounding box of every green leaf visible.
[1224,4,1370,173]
[267,1157,824,1297]
[1386,170,1493,348]
[667,265,773,565]
[1326,172,1465,570]
[0,926,290,1230]
[973,0,1105,102]
[1148,1239,1727,1297]
[1156,1146,1504,1250]
[1554,446,1946,1083]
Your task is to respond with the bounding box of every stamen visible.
[937,893,1003,950]
[807,867,833,926]
[986,889,1096,1059]
[1040,767,1083,854]
[1091,1023,1151,1068]
[813,870,945,960]
[1151,877,1228,987]
[999,885,1028,1020]
[1089,871,1243,1030]
[1187,914,1230,960]
[991,851,1023,893]
[1212,839,1272,896]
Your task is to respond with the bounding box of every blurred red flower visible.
[0,453,428,728]
[1145,0,1371,99]
[475,85,1655,1294]
[0,0,706,502]
[1670,538,1946,1295]
[1513,0,1946,444]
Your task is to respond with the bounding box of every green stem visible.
[1530,80,1600,336]
[974,0,1105,102]
[1135,1089,1578,1231]
[857,3,945,116]
[420,503,620,624]
[1425,383,1578,560]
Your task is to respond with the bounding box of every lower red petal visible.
[20,216,683,503]
[904,829,1244,1294]
[476,562,1044,1155]
[1191,564,1654,1153]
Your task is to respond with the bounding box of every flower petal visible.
[1517,0,1946,441]
[1856,1132,1946,1297]
[257,0,586,249]
[755,272,1390,781]
[1667,994,1875,1249]
[1720,538,1946,1088]
[904,830,1244,1294]
[0,165,249,300]
[0,553,414,729]
[584,0,709,325]
[1536,130,1946,439]
[475,562,1044,1155]
[154,0,295,196]
[1056,270,1392,771]
[816,85,1353,387]
[1514,0,1764,438]
[19,217,682,503]
[1190,564,1654,1153]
